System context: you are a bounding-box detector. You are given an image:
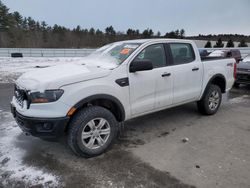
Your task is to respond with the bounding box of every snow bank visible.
[0,56,118,84]
[229,95,250,104]
[0,57,84,83]
[0,111,60,187]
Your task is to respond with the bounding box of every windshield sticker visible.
[120,48,132,55]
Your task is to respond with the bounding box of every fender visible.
[73,94,126,121]
[201,74,226,99]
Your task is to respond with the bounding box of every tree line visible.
[187,34,249,48]
[0,1,186,48]
[203,38,248,48]
[0,0,249,48]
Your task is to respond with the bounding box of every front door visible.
[129,43,173,116]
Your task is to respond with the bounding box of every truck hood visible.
[16,63,112,92]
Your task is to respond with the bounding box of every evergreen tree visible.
[165,31,177,38]
[105,26,116,35]
[204,41,212,48]
[27,17,36,30]
[135,29,140,36]
[12,11,23,28]
[95,29,103,36]
[89,28,95,35]
[238,39,248,47]
[0,1,14,30]
[142,29,149,38]
[214,38,224,48]
[35,21,40,31]
[21,17,28,30]
[226,39,234,47]
[175,29,180,38]
[41,21,47,31]
[73,25,81,33]
[148,29,153,37]
[142,28,153,38]
[156,31,161,37]
[40,21,48,44]
[180,29,185,38]
[127,28,133,36]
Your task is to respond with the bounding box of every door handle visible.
[192,67,199,71]
[162,72,171,77]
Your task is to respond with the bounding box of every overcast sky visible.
[2,0,250,36]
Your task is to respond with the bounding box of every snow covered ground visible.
[0,110,61,187]
[0,57,76,186]
[0,57,85,83]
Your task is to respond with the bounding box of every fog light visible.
[43,123,53,130]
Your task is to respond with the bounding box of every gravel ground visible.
[0,83,250,188]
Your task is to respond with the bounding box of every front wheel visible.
[67,106,118,157]
[197,84,222,115]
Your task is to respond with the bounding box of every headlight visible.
[30,90,64,103]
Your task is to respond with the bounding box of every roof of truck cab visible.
[118,38,194,44]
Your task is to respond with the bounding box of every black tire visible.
[233,82,240,88]
[197,84,222,115]
[67,106,118,157]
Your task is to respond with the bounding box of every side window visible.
[169,43,195,65]
[134,44,166,68]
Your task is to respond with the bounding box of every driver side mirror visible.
[129,60,153,73]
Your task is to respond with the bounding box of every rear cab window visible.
[169,43,196,65]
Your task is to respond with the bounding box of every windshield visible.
[89,42,142,65]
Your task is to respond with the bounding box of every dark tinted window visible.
[134,44,166,68]
[169,43,195,65]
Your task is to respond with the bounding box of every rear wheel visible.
[67,106,118,157]
[197,84,222,115]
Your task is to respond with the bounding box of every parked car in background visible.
[199,49,209,58]
[234,54,250,87]
[209,49,242,63]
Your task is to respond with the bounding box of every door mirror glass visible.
[129,60,153,73]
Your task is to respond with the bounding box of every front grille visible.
[14,85,28,108]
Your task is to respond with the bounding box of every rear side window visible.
[169,43,195,65]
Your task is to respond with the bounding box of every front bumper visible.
[11,104,70,139]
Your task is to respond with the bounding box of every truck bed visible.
[201,56,231,61]
[202,57,235,92]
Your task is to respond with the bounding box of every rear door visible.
[167,43,203,104]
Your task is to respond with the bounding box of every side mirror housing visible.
[129,60,153,73]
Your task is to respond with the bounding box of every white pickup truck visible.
[11,39,236,157]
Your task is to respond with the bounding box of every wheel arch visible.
[71,94,125,122]
[202,74,226,98]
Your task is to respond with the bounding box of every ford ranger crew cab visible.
[11,39,236,157]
